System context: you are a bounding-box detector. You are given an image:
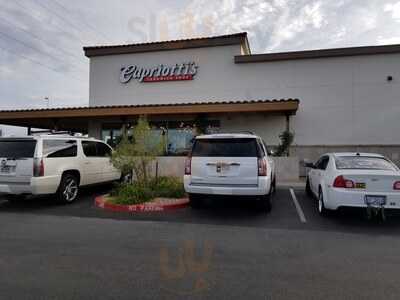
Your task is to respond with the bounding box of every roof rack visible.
[30,130,90,138]
[216,131,255,135]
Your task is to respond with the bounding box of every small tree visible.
[111,116,165,186]
[275,130,294,157]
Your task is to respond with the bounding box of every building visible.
[0,32,399,176]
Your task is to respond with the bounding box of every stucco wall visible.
[89,44,400,146]
[151,156,299,182]
[220,113,286,146]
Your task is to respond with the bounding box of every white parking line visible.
[289,188,307,223]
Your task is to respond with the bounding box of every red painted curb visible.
[95,195,189,213]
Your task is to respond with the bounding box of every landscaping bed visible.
[95,195,189,212]
[95,176,189,213]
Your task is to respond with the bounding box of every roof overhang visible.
[235,44,400,63]
[0,99,299,132]
[84,32,250,57]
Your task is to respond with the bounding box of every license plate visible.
[216,165,230,173]
[365,195,386,206]
[355,182,366,189]
[0,166,12,173]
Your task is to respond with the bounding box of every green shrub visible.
[109,183,153,205]
[150,176,185,198]
[109,176,185,205]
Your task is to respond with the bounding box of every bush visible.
[109,176,185,205]
[109,183,153,205]
[150,176,185,198]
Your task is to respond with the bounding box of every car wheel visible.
[5,195,25,204]
[57,174,79,204]
[271,177,277,195]
[318,188,328,216]
[306,178,313,197]
[188,193,203,209]
[259,194,272,213]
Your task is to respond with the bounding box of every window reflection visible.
[101,119,219,155]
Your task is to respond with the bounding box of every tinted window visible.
[315,156,329,170]
[96,142,112,157]
[43,140,77,158]
[335,156,397,171]
[82,141,97,157]
[0,139,36,158]
[320,156,329,170]
[257,139,265,156]
[191,138,258,157]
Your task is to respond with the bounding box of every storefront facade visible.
[84,33,298,155]
[1,32,400,174]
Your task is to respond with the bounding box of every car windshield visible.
[0,139,36,158]
[191,138,258,157]
[335,156,397,171]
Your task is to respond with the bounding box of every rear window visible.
[335,156,397,171]
[191,138,258,157]
[0,139,36,158]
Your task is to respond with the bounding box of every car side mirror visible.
[304,162,316,169]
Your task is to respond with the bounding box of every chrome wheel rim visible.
[63,178,78,202]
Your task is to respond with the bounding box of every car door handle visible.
[84,162,91,165]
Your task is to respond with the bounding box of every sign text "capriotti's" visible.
[120,62,198,84]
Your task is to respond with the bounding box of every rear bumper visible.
[184,175,271,196]
[0,175,61,196]
[325,188,400,210]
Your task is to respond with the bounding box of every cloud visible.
[0,0,399,125]
[384,1,400,20]
[158,0,400,52]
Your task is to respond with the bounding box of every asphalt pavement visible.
[1,186,400,299]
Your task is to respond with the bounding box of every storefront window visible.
[102,119,220,155]
[167,128,195,156]
[101,128,122,148]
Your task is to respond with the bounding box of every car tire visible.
[318,188,328,216]
[259,194,272,213]
[306,178,313,197]
[5,195,25,204]
[57,174,79,204]
[271,177,277,195]
[188,193,203,209]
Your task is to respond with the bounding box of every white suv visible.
[0,135,120,203]
[184,133,276,211]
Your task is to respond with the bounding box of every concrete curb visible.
[94,195,189,213]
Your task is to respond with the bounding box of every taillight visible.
[394,181,400,190]
[184,156,192,175]
[258,158,267,176]
[33,158,44,177]
[333,175,354,188]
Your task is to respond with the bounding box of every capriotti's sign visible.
[120,62,198,84]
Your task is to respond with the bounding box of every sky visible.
[0,0,400,134]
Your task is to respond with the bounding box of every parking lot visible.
[2,186,400,299]
[2,185,400,235]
